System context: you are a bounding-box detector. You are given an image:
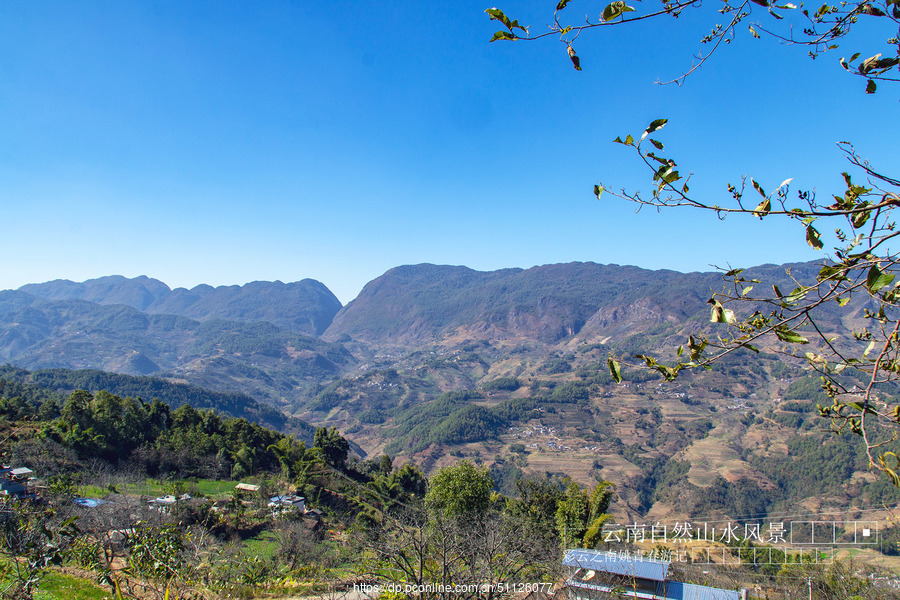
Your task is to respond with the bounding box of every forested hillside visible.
[0,366,312,436]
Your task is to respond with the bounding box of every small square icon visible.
[862,529,871,537]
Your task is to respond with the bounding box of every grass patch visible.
[76,484,107,499]
[78,478,239,500]
[190,479,239,498]
[243,530,280,562]
[33,570,109,600]
[0,563,108,600]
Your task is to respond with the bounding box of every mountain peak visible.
[16,275,342,336]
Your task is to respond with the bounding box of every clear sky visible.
[1,1,896,304]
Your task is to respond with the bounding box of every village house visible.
[564,549,744,600]
[0,466,35,499]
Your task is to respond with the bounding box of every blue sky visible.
[1,1,897,303]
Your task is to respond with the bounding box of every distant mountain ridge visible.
[3,261,833,409]
[0,288,354,407]
[19,275,341,336]
[323,262,824,347]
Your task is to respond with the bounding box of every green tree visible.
[555,481,614,550]
[60,389,93,431]
[313,426,349,469]
[378,453,393,475]
[425,460,494,519]
[231,444,255,480]
[393,463,428,498]
[267,436,321,485]
[506,476,566,538]
[363,463,562,597]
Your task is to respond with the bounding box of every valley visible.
[3,261,896,523]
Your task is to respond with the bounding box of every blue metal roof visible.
[563,549,670,581]
[73,498,108,508]
[664,581,741,600]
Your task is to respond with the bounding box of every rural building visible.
[564,549,743,600]
[268,494,305,513]
[0,466,35,499]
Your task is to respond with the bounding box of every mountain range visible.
[2,260,894,520]
[19,275,341,336]
[1,261,832,398]
[322,262,826,346]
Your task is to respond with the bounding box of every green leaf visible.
[652,163,681,187]
[866,265,895,293]
[594,184,604,200]
[818,265,842,281]
[602,1,636,21]
[486,8,512,27]
[657,365,680,381]
[866,79,877,93]
[641,118,668,140]
[485,8,528,33]
[634,353,656,367]
[751,178,766,197]
[837,296,851,306]
[783,286,808,305]
[752,199,771,218]
[805,351,826,365]
[490,31,517,42]
[687,335,707,360]
[646,152,669,165]
[749,24,760,38]
[805,224,823,249]
[650,139,665,150]
[859,55,900,74]
[775,326,809,344]
[739,341,760,353]
[851,204,871,228]
[607,356,622,383]
[557,0,572,9]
